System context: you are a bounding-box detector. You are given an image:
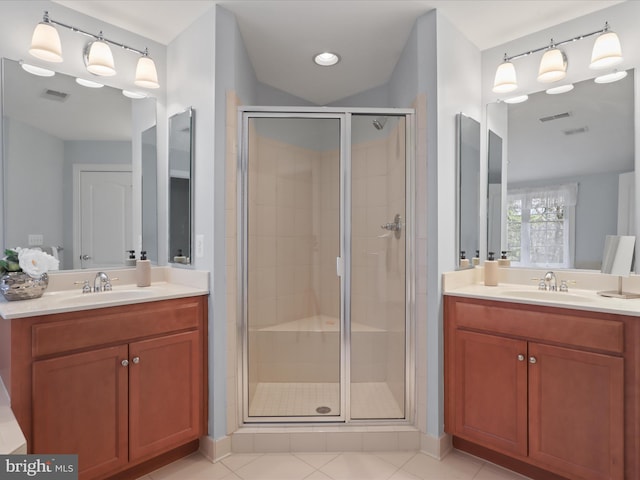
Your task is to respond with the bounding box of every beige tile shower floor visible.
[249,382,403,418]
[138,450,533,480]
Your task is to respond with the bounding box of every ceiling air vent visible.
[539,112,571,122]
[41,89,69,102]
[563,126,589,136]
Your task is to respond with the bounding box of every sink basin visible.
[46,288,156,305]
[500,290,594,303]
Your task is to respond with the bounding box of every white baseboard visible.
[199,435,232,462]
[420,433,452,460]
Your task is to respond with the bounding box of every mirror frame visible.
[168,107,195,265]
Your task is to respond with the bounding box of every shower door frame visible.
[238,106,415,425]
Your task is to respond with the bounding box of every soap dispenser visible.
[498,251,511,267]
[459,251,470,268]
[125,250,136,267]
[173,249,187,264]
[484,251,499,286]
[136,251,151,287]
[472,250,480,266]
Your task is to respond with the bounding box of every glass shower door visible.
[244,116,343,419]
[349,114,406,419]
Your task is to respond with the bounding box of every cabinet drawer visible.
[32,297,204,358]
[453,300,624,354]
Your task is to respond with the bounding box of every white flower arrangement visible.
[0,247,60,277]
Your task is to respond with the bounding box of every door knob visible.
[121,359,129,367]
[132,356,140,364]
[517,354,525,361]
[529,356,537,364]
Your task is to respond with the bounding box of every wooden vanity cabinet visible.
[444,296,637,480]
[1,295,208,480]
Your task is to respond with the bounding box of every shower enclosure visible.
[240,108,414,423]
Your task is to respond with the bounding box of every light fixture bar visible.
[504,23,610,62]
[43,11,148,57]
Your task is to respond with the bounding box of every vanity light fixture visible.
[537,43,567,83]
[492,22,623,94]
[29,11,160,89]
[546,84,574,95]
[594,69,628,84]
[122,90,147,99]
[75,77,104,88]
[19,61,55,77]
[503,94,529,104]
[313,52,340,67]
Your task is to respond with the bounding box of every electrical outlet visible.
[195,234,204,258]
[28,234,44,246]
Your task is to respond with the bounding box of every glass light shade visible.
[75,78,104,88]
[86,41,116,76]
[122,90,147,99]
[590,31,623,70]
[594,70,627,84]
[29,22,63,63]
[20,62,55,77]
[504,94,528,104]
[134,55,159,89]
[537,48,566,83]
[546,84,574,95]
[492,61,517,93]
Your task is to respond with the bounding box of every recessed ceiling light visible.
[546,84,574,95]
[594,70,627,84]
[122,90,147,99]
[504,94,529,104]
[75,77,104,88]
[20,61,55,77]
[313,52,340,67]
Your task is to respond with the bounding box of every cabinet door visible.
[128,331,201,461]
[32,345,129,479]
[528,343,624,480]
[453,330,528,456]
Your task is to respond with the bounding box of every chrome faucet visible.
[93,272,112,292]
[544,271,557,291]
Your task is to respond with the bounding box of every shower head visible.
[373,116,388,130]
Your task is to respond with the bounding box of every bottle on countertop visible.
[125,250,136,267]
[136,250,151,287]
[459,251,470,268]
[484,251,499,286]
[472,250,480,266]
[498,251,511,267]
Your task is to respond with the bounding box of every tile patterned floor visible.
[138,450,533,480]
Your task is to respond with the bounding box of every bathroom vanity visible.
[0,271,209,480]
[444,289,640,480]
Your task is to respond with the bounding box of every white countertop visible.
[443,267,640,317]
[0,267,209,320]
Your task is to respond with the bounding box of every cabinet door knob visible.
[517,354,525,361]
[529,356,537,364]
[132,356,140,364]
[121,359,129,367]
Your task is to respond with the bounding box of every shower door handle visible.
[381,214,403,238]
[336,257,344,277]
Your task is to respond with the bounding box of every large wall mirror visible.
[456,113,481,268]
[1,58,157,270]
[168,107,194,264]
[487,69,635,270]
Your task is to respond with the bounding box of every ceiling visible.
[52,0,626,104]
